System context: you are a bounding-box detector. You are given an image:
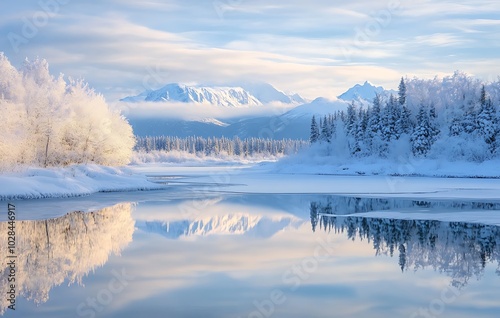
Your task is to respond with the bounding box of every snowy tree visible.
[398,77,406,106]
[367,94,384,156]
[310,115,320,144]
[345,102,357,137]
[320,115,331,142]
[480,85,487,108]
[449,118,463,136]
[301,72,500,163]
[382,95,399,141]
[411,105,433,156]
[428,103,440,143]
[477,98,497,152]
[0,54,135,170]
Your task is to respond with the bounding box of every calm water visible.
[2,191,500,318]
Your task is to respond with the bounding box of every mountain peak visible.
[338,81,385,102]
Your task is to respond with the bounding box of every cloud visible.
[413,33,471,47]
[0,0,499,103]
[118,100,296,121]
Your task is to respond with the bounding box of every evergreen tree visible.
[397,105,412,135]
[480,85,487,109]
[428,104,440,143]
[411,105,433,156]
[449,118,463,136]
[398,77,406,106]
[462,104,477,134]
[369,95,382,135]
[346,101,357,136]
[367,94,384,156]
[310,115,320,144]
[382,95,398,141]
[320,115,331,142]
[477,98,497,152]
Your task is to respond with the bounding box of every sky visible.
[1,0,500,102]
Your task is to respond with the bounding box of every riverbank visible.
[0,164,163,200]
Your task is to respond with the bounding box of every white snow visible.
[121,82,304,107]
[274,150,500,178]
[0,165,163,200]
[281,97,349,118]
[237,81,305,104]
[197,118,229,127]
[338,80,393,101]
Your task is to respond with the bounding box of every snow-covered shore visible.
[0,165,163,200]
[273,153,500,178]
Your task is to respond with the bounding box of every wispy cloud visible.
[413,33,471,47]
[1,0,499,101]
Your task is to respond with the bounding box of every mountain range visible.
[123,81,392,139]
[121,82,304,106]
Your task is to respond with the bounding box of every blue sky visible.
[1,0,500,101]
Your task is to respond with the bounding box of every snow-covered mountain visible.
[238,82,306,104]
[282,97,349,119]
[125,81,393,139]
[121,82,304,107]
[338,81,386,102]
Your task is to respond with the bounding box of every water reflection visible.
[0,203,134,314]
[139,213,303,239]
[309,196,500,216]
[310,198,500,287]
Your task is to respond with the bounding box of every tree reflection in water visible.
[310,197,500,288]
[0,203,134,314]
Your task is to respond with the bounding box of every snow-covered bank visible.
[0,165,163,200]
[273,151,500,178]
[130,150,280,165]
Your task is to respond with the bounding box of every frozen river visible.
[2,164,500,317]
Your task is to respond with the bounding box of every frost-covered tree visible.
[0,53,135,170]
[307,72,500,162]
[0,203,134,313]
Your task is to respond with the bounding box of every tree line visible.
[310,72,500,162]
[135,136,308,157]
